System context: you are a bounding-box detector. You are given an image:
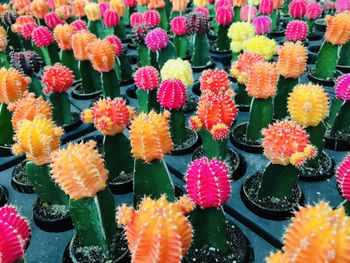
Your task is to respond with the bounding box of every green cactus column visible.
[191,33,211,67]
[338,41,350,67]
[200,129,228,160]
[173,35,188,58]
[61,49,81,80]
[330,101,350,136]
[235,83,251,106]
[305,122,326,167]
[49,92,74,126]
[88,20,105,38]
[274,76,299,120]
[102,70,121,98]
[116,52,133,83]
[40,44,60,66]
[80,60,102,94]
[271,9,280,32]
[157,8,169,30]
[0,52,9,68]
[29,74,44,97]
[343,201,350,216]
[233,6,241,22]
[170,109,186,144]
[137,44,151,66]
[0,103,13,146]
[114,18,127,42]
[157,42,176,68]
[314,41,340,80]
[328,98,343,127]
[136,89,160,113]
[216,25,230,51]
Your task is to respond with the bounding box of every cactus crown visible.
[288,84,329,127]
[10,50,42,76]
[2,10,19,26]
[71,0,86,18]
[117,195,194,263]
[240,5,257,22]
[110,0,126,17]
[134,66,160,91]
[216,5,234,26]
[157,79,187,110]
[243,35,276,60]
[0,67,30,104]
[51,141,109,200]
[71,30,97,61]
[87,39,116,73]
[259,0,273,14]
[147,0,165,9]
[335,0,350,13]
[335,74,350,101]
[11,15,35,33]
[185,12,209,34]
[253,16,272,35]
[194,7,209,16]
[31,0,49,19]
[103,9,120,27]
[145,28,169,52]
[160,58,194,87]
[186,157,231,208]
[325,12,350,45]
[130,111,173,163]
[277,41,307,78]
[132,23,152,44]
[20,23,38,40]
[130,12,144,27]
[31,26,54,48]
[337,155,350,201]
[171,16,188,36]
[44,12,64,29]
[42,63,74,93]
[144,10,160,27]
[199,69,230,94]
[99,2,110,17]
[230,52,265,84]
[289,0,307,19]
[0,205,31,263]
[53,23,74,50]
[305,2,322,20]
[267,202,350,263]
[227,22,255,53]
[105,35,123,57]
[55,5,74,20]
[0,26,6,52]
[84,2,101,21]
[285,20,308,41]
[70,20,87,32]
[171,0,189,12]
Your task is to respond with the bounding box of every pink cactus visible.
[70,20,87,32]
[134,66,160,91]
[105,35,123,56]
[285,20,308,41]
[335,74,350,101]
[336,0,350,13]
[0,206,31,263]
[31,26,54,47]
[216,5,234,26]
[240,5,257,22]
[171,16,188,35]
[145,28,169,52]
[215,0,232,10]
[21,23,38,40]
[157,79,187,110]
[125,0,136,7]
[144,10,161,27]
[103,9,120,27]
[44,12,64,29]
[289,0,307,19]
[99,2,110,16]
[186,157,231,208]
[305,2,322,20]
[194,7,209,17]
[337,155,350,201]
[130,12,144,27]
[259,0,274,15]
[253,16,272,35]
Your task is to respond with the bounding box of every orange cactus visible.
[12,117,63,165]
[50,141,109,200]
[130,111,173,163]
[199,69,230,94]
[117,195,194,263]
[325,12,350,45]
[0,26,7,52]
[54,0,67,8]
[246,61,278,99]
[53,24,74,50]
[273,0,283,9]
[170,0,189,12]
[277,41,307,79]
[267,202,350,263]
[11,15,35,33]
[71,0,86,18]
[31,0,49,19]
[84,2,101,21]
[230,52,265,84]
[87,39,116,73]
[8,92,52,131]
[137,0,149,5]
[12,0,30,14]
[81,98,132,136]
[148,0,165,9]
[55,5,74,20]
[0,67,30,105]
[71,31,97,61]
[233,0,247,7]
[110,0,125,16]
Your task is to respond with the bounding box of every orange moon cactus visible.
[0,26,7,52]
[87,39,116,73]
[230,52,265,84]
[71,31,97,61]
[170,0,189,12]
[31,0,49,19]
[148,0,166,9]
[84,2,101,21]
[324,12,350,45]
[110,0,126,16]
[53,24,74,50]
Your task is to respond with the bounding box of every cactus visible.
[134,66,161,113]
[0,206,31,263]
[252,16,271,35]
[270,0,283,32]
[53,24,80,80]
[285,20,308,42]
[314,13,350,80]
[240,5,257,22]
[117,196,194,263]
[84,3,105,38]
[160,58,194,87]
[0,26,8,68]
[200,69,230,94]
[243,35,276,61]
[0,67,30,146]
[81,98,134,181]
[42,63,75,126]
[215,5,234,51]
[124,0,136,26]
[189,91,238,159]
[103,9,126,41]
[31,0,49,21]
[227,22,255,62]
[44,12,64,29]
[232,0,246,21]
[259,0,273,15]
[258,121,317,199]
[133,23,152,66]
[144,10,161,27]
[305,2,322,36]
[130,111,175,203]
[32,26,59,66]
[338,155,350,215]
[147,0,168,30]
[157,79,187,144]
[20,22,38,48]
[171,16,188,58]
[289,0,307,19]
[3,10,22,51]
[266,202,350,262]
[274,41,307,119]
[186,157,231,251]
[70,20,87,32]
[170,0,189,19]
[51,141,117,255]
[130,12,144,27]
[71,30,102,95]
[245,62,278,140]
[288,84,329,167]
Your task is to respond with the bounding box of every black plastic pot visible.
[307,32,323,41]
[230,122,263,154]
[33,199,74,233]
[336,64,350,73]
[71,82,103,100]
[63,112,83,133]
[192,60,215,73]
[307,44,321,64]
[11,160,35,194]
[125,85,137,99]
[241,172,304,220]
[171,128,201,156]
[210,48,233,66]
[314,18,326,32]
[108,175,133,195]
[307,69,342,87]
[269,30,285,38]
[0,184,8,207]
[324,130,350,151]
[191,81,201,97]
[0,145,12,157]
[120,78,134,87]
[299,151,335,181]
[183,93,198,113]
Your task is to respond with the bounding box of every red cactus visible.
[289,0,307,19]
[185,12,209,34]
[259,0,274,14]
[130,12,144,27]
[157,79,187,110]
[134,66,160,91]
[31,26,54,47]
[171,16,187,36]
[20,22,38,40]
[253,16,272,35]
[144,10,160,27]
[42,63,74,93]
[199,69,230,94]
[103,9,120,27]
[44,12,64,29]
[240,5,257,22]
[285,20,308,41]
[305,2,322,20]
[216,5,234,26]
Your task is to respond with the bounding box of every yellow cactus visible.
[288,84,329,127]
[160,58,194,87]
[50,141,109,200]
[0,26,7,52]
[243,35,277,60]
[12,117,63,166]
[84,2,101,21]
[227,22,255,53]
[110,0,125,16]
[193,0,208,7]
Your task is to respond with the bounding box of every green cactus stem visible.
[164,0,171,17]
[191,206,229,252]
[271,9,280,32]
[231,51,240,63]
[134,159,175,204]
[307,19,314,36]
[29,74,44,97]
[338,41,350,67]
[216,25,230,51]
[80,60,102,94]
[136,5,148,12]
[49,92,74,126]
[246,97,273,140]
[330,101,350,136]
[170,109,186,144]
[8,30,23,51]
[136,89,160,113]
[61,49,81,80]
[157,42,176,68]
[114,18,127,42]
[173,35,188,58]
[314,41,340,80]
[103,133,133,181]
[258,163,299,199]
[102,70,121,98]
[235,83,251,106]
[137,44,151,66]
[233,6,241,22]
[26,161,68,205]
[124,6,135,26]
[88,20,105,38]
[157,8,169,30]
[114,53,133,83]
[170,11,182,20]
[22,39,33,51]
[328,97,343,127]
[0,103,14,146]
[200,128,228,160]
[0,52,9,68]
[40,44,60,66]
[343,201,350,216]
[274,76,299,120]
[191,32,211,67]
[69,188,117,255]
[305,122,326,167]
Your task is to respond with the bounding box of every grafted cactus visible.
[132,23,152,66]
[31,26,59,66]
[227,22,255,62]
[199,69,230,94]
[215,5,234,51]
[171,16,188,58]
[289,0,306,19]
[84,2,104,38]
[338,155,350,215]
[285,20,308,42]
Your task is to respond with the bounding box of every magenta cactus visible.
[44,12,64,29]
[215,0,231,9]
[216,5,234,26]
[305,2,322,20]
[134,66,160,91]
[0,206,31,263]
[70,20,87,32]
[99,2,110,16]
[31,26,54,47]
[145,28,169,52]
[144,10,161,27]
[171,16,188,35]
[21,23,38,40]
[125,0,136,7]
[253,16,272,35]
[335,74,350,101]
[338,155,350,201]
[194,7,209,17]
[240,5,257,22]
[285,20,308,41]
[105,35,123,57]
[157,79,187,110]
[336,0,350,13]
[130,12,144,27]
[103,9,120,27]
[289,0,307,19]
[186,157,231,208]
[259,0,274,15]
